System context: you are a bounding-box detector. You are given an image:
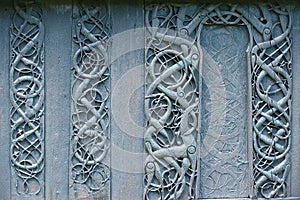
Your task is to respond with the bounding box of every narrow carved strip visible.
[251,5,292,198]
[144,5,200,199]
[197,7,249,198]
[10,0,44,195]
[70,2,110,196]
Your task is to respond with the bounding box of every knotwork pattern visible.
[145,5,200,199]
[10,0,44,195]
[251,5,292,198]
[71,3,110,193]
[145,4,292,199]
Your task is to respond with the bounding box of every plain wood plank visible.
[0,5,12,200]
[110,2,146,200]
[44,4,72,200]
[290,6,300,198]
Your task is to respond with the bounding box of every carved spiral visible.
[10,2,44,195]
[71,5,110,192]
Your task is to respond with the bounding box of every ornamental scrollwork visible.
[144,5,200,199]
[145,4,292,199]
[251,5,292,198]
[70,2,110,194]
[10,0,44,195]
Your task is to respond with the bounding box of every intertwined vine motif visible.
[251,5,292,198]
[71,3,110,194]
[10,0,44,195]
[145,5,200,199]
[145,4,292,199]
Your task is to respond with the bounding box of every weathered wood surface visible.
[44,4,72,200]
[0,4,13,200]
[0,2,299,200]
[110,2,145,200]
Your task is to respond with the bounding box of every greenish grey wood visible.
[200,25,250,198]
[69,1,111,199]
[0,1,298,199]
[9,2,45,199]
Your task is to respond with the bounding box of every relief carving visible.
[70,3,110,195]
[251,5,292,198]
[10,0,44,195]
[144,5,200,199]
[145,4,292,199]
[200,25,249,198]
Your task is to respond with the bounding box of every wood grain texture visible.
[0,5,12,200]
[44,4,72,200]
[290,6,300,198]
[110,2,145,200]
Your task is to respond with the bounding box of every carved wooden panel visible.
[200,25,249,198]
[0,1,297,200]
[251,5,292,198]
[144,5,200,199]
[70,1,110,199]
[144,3,292,199]
[10,0,45,197]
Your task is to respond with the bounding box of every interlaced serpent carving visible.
[10,0,44,195]
[251,5,292,198]
[145,4,292,199]
[71,3,110,193]
[145,5,200,199]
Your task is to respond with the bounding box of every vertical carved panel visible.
[145,3,292,199]
[70,1,110,199]
[200,25,249,198]
[10,0,44,196]
[144,5,200,199]
[251,5,292,198]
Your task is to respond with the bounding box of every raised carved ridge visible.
[70,2,110,196]
[10,0,45,195]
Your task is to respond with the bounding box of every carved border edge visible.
[9,0,45,197]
